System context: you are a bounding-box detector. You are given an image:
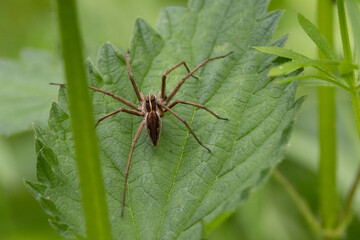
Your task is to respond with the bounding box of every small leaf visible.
[253,46,310,61]
[28,0,302,239]
[297,13,337,60]
[269,59,339,76]
[274,75,350,90]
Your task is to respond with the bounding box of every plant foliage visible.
[26,0,302,239]
[255,13,359,91]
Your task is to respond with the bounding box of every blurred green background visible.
[1,0,360,239]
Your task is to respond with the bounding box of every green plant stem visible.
[337,0,356,87]
[55,0,112,239]
[337,0,360,233]
[342,159,360,221]
[339,90,360,226]
[317,0,338,232]
[273,169,321,234]
[337,0,353,65]
[350,90,360,141]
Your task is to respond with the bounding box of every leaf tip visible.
[103,41,113,48]
[297,12,306,23]
[24,179,47,200]
[98,42,116,57]
[85,56,92,64]
[134,17,153,33]
[267,70,278,77]
[252,46,262,53]
[49,101,69,127]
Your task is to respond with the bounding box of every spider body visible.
[143,93,162,146]
[51,49,233,217]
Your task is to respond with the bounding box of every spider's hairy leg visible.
[165,51,233,104]
[95,108,143,126]
[50,83,141,111]
[168,100,228,120]
[161,104,211,152]
[122,119,146,217]
[161,61,198,99]
[88,86,141,111]
[125,50,142,103]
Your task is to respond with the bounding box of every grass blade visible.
[55,0,112,239]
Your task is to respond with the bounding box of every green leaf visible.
[268,59,339,76]
[27,0,302,239]
[253,46,310,61]
[0,49,61,136]
[297,13,337,60]
[274,75,350,90]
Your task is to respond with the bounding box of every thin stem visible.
[337,0,356,87]
[350,89,360,143]
[273,169,321,233]
[342,163,360,221]
[305,73,350,90]
[337,0,353,64]
[317,0,338,232]
[313,65,343,83]
[338,90,360,227]
[55,0,112,239]
[336,0,360,233]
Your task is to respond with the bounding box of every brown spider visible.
[51,50,232,216]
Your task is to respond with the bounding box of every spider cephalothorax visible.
[51,49,233,217]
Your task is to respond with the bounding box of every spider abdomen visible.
[145,111,162,146]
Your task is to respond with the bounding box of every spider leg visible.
[161,61,198,99]
[161,104,211,152]
[89,86,141,111]
[168,100,228,120]
[125,50,142,103]
[50,83,140,111]
[165,51,233,104]
[95,108,143,126]
[122,119,145,217]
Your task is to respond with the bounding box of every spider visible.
[52,50,232,216]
